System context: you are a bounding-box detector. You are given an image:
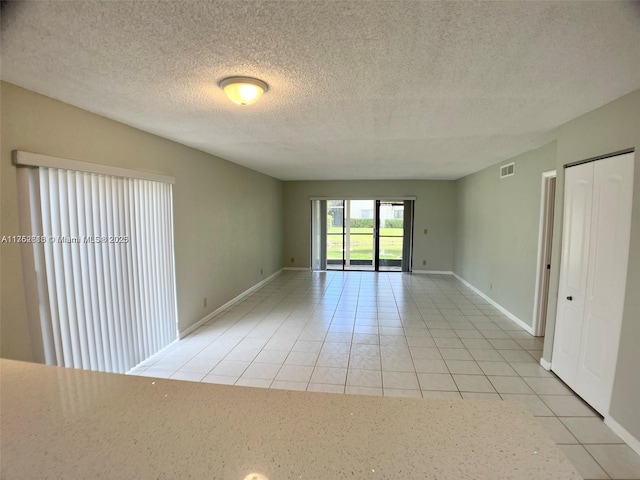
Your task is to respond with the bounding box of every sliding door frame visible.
[310,196,416,272]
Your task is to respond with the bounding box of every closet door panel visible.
[576,153,634,414]
[552,162,593,386]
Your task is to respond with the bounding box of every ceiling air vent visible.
[500,162,515,178]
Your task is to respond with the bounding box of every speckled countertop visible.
[0,359,581,479]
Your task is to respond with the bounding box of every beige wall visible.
[542,89,640,441]
[283,180,456,271]
[0,82,284,361]
[453,143,557,326]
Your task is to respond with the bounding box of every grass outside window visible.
[327,227,403,260]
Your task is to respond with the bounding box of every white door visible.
[575,153,634,414]
[552,162,594,387]
[552,152,634,415]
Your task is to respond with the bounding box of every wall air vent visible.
[500,162,515,178]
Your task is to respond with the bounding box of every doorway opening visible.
[311,198,414,272]
[532,170,556,337]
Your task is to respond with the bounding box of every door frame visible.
[532,170,556,337]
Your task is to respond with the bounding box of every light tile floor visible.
[130,271,640,480]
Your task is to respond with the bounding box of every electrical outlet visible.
[203,297,207,308]
[424,228,428,235]
[422,260,427,266]
[290,257,295,263]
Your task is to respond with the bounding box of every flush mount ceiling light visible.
[219,76,268,106]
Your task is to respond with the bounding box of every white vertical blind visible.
[27,166,177,374]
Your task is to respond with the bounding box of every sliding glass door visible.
[347,200,375,270]
[313,198,414,272]
[377,201,404,271]
[326,200,345,270]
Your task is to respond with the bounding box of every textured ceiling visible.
[2,1,639,180]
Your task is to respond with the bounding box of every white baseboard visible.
[452,273,535,335]
[539,357,551,371]
[127,338,180,373]
[179,269,284,338]
[604,415,640,456]
[282,267,309,271]
[412,270,454,275]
